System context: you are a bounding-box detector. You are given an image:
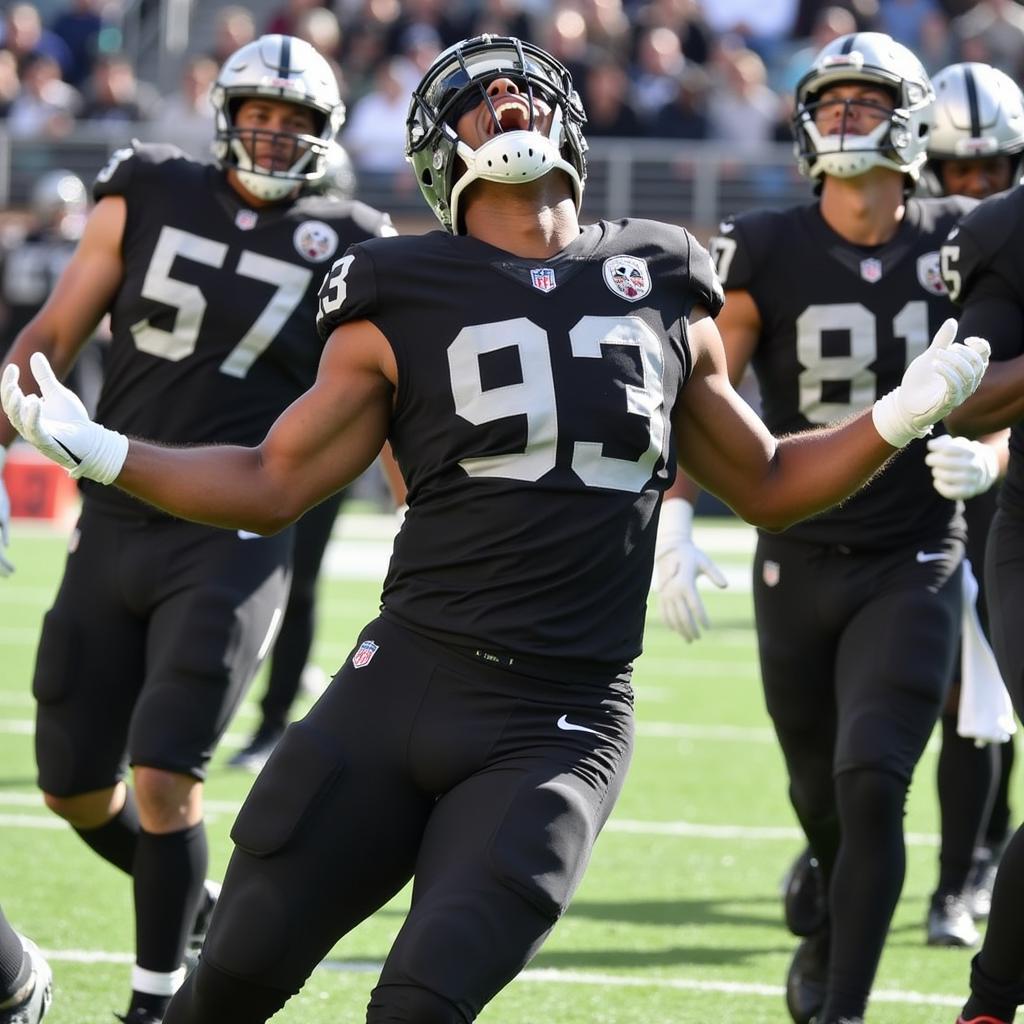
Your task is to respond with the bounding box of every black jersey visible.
[0,230,74,352]
[85,141,393,515]
[316,219,723,674]
[940,186,1024,517]
[709,196,973,549]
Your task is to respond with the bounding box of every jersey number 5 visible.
[130,226,313,377]
[448,316,668,494]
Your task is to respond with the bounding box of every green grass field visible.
[0,514,978,1023]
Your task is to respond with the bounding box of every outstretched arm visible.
[2,318,396,535]
[674,312,989,532]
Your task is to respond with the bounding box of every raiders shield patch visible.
[352,639,379,669]
[294,220,339,263]
[916,251,947,295]
[603,255,651,301]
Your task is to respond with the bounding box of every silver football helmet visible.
[31,169,87,240]
[211,34,345,201]
[928,62,1024,164]
[406,35,588,233]
[792,32,934,186]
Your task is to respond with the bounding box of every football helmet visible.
[406,35,587,233]
[927,62,1024,174]
[307,140,357,200]
[30,169,87,240]
[211,34,345,201]
[792,32,934,186]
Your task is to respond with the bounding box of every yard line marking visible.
[33,950,962,1007]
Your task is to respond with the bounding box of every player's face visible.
[234,97,318,171]
[939,155,1015,200]
[812,83,895,137]
[453,76,555,149]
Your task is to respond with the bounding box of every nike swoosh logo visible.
[557,714,601,736]
[237,530,262,541]
[916,551,945,563]
[54,437,81,465]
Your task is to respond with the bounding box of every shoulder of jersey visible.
[92,139,204,199]
[720,206,796,241]
[946,187,1024,296]
[603,217,700,252]
[292,193,394,235]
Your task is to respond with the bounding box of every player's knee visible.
[165,958,291,1023]
[133,766,201,831]
[43,785,119,828]
[367,982,468,1024]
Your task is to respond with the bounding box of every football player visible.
[696,31,977,1024]
[0,906,50,1024]
[937,65,1024,1024]
[921,61,1023,950]
[0,34,988,1024]
[0,34,393,1024]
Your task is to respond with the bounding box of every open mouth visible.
[488,97,533,135]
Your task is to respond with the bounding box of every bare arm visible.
[115,319,396,533]
[674,309,895,531]
[0,197,126,447]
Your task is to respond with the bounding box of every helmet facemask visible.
[792,33,934,189]
[211,34,345,202]
[407,35,588,233]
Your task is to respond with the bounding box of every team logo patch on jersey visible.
[603,255,651,301]
[530,267,557,292]
[860,257,883,284]
[916,251,947,296]
[762,560,780,587]
[235,209,258,231]
[294,220,339,263]
[352,639,379,669]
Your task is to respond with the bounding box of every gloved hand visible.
[654,497,728,642]
[0,447,13,577]
[1,353,128,485]
[871,318,990,448]
[925,434,1000,500]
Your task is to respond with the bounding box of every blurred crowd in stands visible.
[1,0,1023,184]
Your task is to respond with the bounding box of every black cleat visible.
[115,1011,162,1024]
[184,879,221,972]
[966,842,1004,921]
[0,934,52,1024]
[227,722,284,773]
[927,892,979,948]
[782,847,828,937]
[786,929,829,1024]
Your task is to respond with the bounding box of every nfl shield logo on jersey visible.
[916,251,947,295]
[859,258,883,284]
[530,267,556,292]
[294,220,340,263]
[762,560,781,587]
[352,639,379,669]
[603,255,651,302]
[235,209,258,231]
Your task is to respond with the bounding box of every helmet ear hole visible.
[420,168,434,187]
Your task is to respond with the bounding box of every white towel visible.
[957,558,1017,746]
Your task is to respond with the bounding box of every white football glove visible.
[1,353,128,485]
[654,497,728,643]
[0,447,13,577]
[925,434,1000,500]
[872,319,990,448]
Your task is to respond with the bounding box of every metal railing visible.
[0,128,815,236]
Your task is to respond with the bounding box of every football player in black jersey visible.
[693,31,980,1024]
[935,67,1024,1024]
[920,61,1022,951]
[0,34,989,1024]
[0,34,393,1024]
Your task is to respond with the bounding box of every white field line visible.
[0,789,941,847]
[33,949,961,1007]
